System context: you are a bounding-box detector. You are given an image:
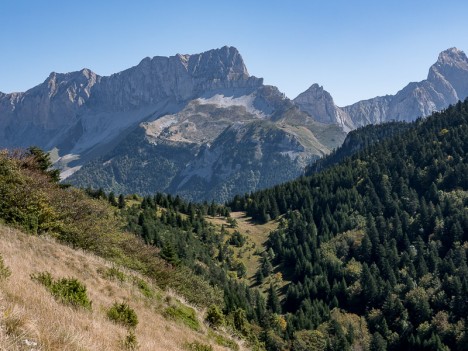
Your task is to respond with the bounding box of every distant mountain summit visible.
[294,83,355,132]
[0,46,263,154]
[428,47,468,100]
[0,46,344,202]
[89,46,262,111]
[295,47,468,129]
[0,68,100,148]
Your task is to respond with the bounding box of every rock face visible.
[294,84,355,132]
[0,69,100,148]
[89,46,262,111]
[0,46,345,202]
[295,48,468,130]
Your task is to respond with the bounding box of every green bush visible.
[0,254,11,281]
[185,341,213,351]
[205,305,224,328]
[103,266,126,282]
[107,302,138,329]
[31,271,91,309]
[122,330,138,350]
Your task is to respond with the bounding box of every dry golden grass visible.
[0,225,241,351]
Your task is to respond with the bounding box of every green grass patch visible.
[184,341,213,351]
[209,330,239,350]
[102,266,127,282]
[133,276,154,298]
[164,303,200,331]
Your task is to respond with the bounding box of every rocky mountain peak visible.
[429,47,468,100]
[294,84,354,132]
[435,47,468,67]
[90,46,261,110]
[294,84,335,112]
[41,68,100,105]
[186,46,249,79]
[339,47,468,128]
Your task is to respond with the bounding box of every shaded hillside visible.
[67,96,344,203]
[306,121,411,175]
[230,101,468,350]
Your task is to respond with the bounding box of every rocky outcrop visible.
[294,84,355,132]
[0,69,100,148]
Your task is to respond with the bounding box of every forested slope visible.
[230,101,468,350]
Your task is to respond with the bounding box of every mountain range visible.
[1,46,467,201]
[294,47,468,129]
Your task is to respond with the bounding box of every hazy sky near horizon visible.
[1,0,468,106]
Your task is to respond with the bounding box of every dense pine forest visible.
[306,121,411,175]
[229,101,468,350]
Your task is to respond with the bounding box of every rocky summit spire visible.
[186,46,250,80]
[294,84,355,132]
[435,47,468,67]
[428,47,468,100]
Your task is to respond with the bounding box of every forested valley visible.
[0,101,466,350]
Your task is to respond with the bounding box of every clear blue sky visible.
[1,0,468,106]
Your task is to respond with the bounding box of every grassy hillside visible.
[0,149,246,350]
[206,211,279,287]
[0,225,241,351]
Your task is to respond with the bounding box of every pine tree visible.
[267,284,281,314]
[118,194,126,209]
